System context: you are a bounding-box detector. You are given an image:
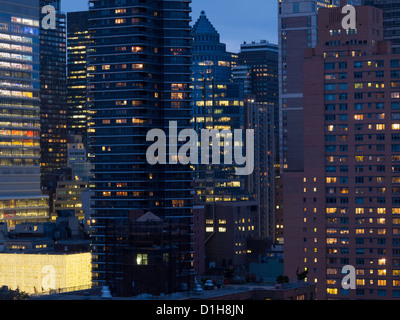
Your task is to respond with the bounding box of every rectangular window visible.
[136,254,148,265]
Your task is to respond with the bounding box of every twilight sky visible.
[62,0,278,53]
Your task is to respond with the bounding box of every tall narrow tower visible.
[0,0,49,228]
[39,0,68,191]
[88,0,194,296]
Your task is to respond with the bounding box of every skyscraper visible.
[285,3,400,300]
[88,0,194,296]
[238,41,279,112]
[67,11,91,148]
[0,0,49,228]
[191,12,249,204]
[278,0,361,243]
[237,40,278,239]
[278,0,360,173]
[191,11,232,84]
[40,0,68,190]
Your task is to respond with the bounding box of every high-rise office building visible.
[0,0,49,228]
[237,41,278,239]
[67,11,91,148]
[88,0,194,296]
[245,99,275,239]
[362,0,400,54]
[238,41,279,111]
[191,12,249,204]
[40,0,68,190]
[191,11,232,84]
[284,4,400,300]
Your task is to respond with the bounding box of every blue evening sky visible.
[62,0,278,53]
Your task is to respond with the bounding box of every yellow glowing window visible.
[376,124,385,130]
[394,280,400,286]
[354,83,363,89]
[136,254,148,265]
[393,124,400,130]
[357,279,365,286]
[132,46,143,53]
[327,288,338,295]
[132,63,144,70]
[218,227,226,232]
[172,200,184,207]
[115,18,126,24]
[354,114,363,120]
[206,227,214,232]
[355,208,364,214]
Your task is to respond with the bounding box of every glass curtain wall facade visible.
[191,12,249,204]
[0,0,49,228]
[39,0,67,190]
[67,11,91,148]
[88,0,194,296]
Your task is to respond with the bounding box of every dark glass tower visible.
[39,0,68,190]
[88,0,193,296]
[67,11,91,148]
[237,41,278,239]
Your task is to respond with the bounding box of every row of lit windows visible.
[324,70,400,80]
[205,227,226,233]
[100,63,144,70]
[325,208,400,215]
[325,123,400,131]
[0,33,33,44]
[326,155,398,163]
[0,42,32,53]
[0,209,47,220]
[11,17,39,27]
[326,186,400,193]
[325,92,400,101]
[0,130,38,137]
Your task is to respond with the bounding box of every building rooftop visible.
[192,11,219,36]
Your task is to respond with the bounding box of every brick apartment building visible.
[284,3,400,299]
